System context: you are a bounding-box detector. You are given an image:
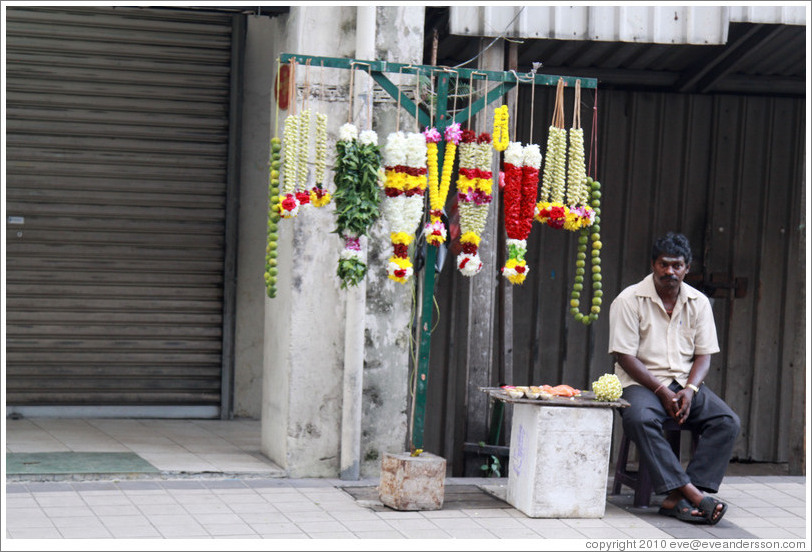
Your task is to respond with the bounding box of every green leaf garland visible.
[332,125,382,288]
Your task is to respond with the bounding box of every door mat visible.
[6,452,160,475]
[341,484,512,511]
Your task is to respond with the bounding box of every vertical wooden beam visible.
[462,39,505,475]
[497,40,519,448]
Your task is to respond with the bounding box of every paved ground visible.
[3,418,809,546]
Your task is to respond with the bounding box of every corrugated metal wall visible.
[450,6,806,43]
[5,7,235,409]
[424,85,805,474]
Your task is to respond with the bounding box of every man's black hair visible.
[651,232,693,264]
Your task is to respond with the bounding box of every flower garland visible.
[279,112,301,218]
[310,112,332,207]
[423,127,442,244]
[455,131,494,276]
[501,142,541,285]
[265,136,282,298]
[424,123,462,246]
[535,81,595,232]
[492,105,509,152]
[333,123,382,288]
[569,176,603,325]
[382,131,428,284]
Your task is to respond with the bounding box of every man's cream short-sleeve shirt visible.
[608,273,720,388]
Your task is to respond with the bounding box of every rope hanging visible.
[304,58,311,111]
[320,60,325,104]
[395,67,405,132]
[466,72,475,130]
[288,58,296,115]
[588,88,599,179]
[274,57,281,138]
[509,70,519,143]
[347,63,355,124]
[414,69,421,133]
[452,70,460,124]
[429,72,435,129]
[367,67,373,130]
[528,74,536,144]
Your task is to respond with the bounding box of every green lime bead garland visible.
[569,177,602,325]
[265,136,282,298]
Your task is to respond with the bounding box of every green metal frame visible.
[278,53,597,450]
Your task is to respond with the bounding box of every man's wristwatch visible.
[686,383,701,393]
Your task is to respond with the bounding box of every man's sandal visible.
[658,498,705,523]
[697,496,728,525]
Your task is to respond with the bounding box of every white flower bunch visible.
[592,373,623,402]
[383,131,407,166]
[504,141,524,166]
[339,122,358,143]
[523,143,542,170]
[359,129,378,146]
[456,253,483,276]
[404,131,427,167]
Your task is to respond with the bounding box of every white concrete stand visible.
[379,451,446,510]
[507,403,614,518]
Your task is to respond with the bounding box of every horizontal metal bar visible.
[279,53,597,89]
[462,442,510,457]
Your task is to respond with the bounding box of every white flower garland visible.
[314,112,328,186]
[282,113,299,196]
[382,131,427,283]
[566,127,588,206]
[297,108,311,190]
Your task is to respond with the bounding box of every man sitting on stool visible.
[608,231,740,525]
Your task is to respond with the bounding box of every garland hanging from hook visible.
[381,66,428,284]
[455,72,494,277]
[332,63,382,288]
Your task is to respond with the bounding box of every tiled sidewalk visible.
[3,418,810,542]
[4,476,808,540]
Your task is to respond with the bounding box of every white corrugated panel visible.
[450,5,805,44]
[5,6,234,412]
[728,5,807,25]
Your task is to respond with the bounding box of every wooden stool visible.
[612,418,699,508]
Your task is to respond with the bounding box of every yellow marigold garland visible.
[424,124,462,246]
[492,105,509,152]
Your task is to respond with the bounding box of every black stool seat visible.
[612,418,699,508]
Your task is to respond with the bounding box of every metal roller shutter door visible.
[5,6,234,412]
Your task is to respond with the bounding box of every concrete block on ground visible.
[507,403,614,518]
[379,451,446,510]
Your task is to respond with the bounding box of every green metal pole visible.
[411,72,450,451]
